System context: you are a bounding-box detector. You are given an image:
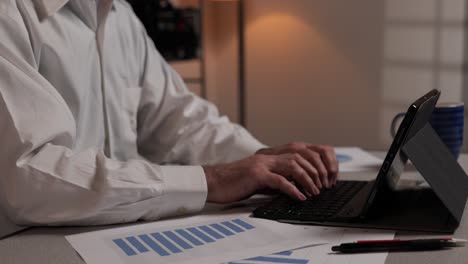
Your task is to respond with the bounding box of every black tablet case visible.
[362,123,468,233]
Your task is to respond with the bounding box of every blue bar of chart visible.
[210,223,235,236]
[175,229,203,246]
[229,250,310,264]
[187,227,215,243]
[245,255,308,264]
[274,251,293,256]
[199,225,224,239]
[162,231,193,250]
[336,153,352,163]
[112,239,137,256]
[112,219,256,258]
[138,234,169,256]
[151,233,182,253]
[233,219,255,230]
[126,236,149,253]
[222,221,245,233]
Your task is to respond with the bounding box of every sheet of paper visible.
[66,214,328,264]
[228,227,395,264]
[67,204,395,264]
[307,227,394,264]
[336,147,383,172]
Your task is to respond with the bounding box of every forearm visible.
[1,144,207,226]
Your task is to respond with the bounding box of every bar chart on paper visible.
[112,219,256,258]
[66,217,310,264]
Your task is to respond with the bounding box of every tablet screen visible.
[363,89,440,212]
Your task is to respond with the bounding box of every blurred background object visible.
[127,0,205,97]
[127,0,201,61]
[127,0,468,153]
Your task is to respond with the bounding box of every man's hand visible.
[256,143,339,188]
[203,143,339,204]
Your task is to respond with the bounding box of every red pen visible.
[331,238,467,253]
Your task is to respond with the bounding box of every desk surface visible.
[1,152,468,264]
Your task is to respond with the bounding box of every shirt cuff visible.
[158,166,207,218]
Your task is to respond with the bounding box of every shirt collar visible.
[34,0,115,21]
[34,0,69,20]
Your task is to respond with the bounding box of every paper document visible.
[66,215,327,264]
[228,227,395,264]
[306,227,394,264]
[67,206,394,264]
[336,147,382,172]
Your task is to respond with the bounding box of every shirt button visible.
[130,117,137,131]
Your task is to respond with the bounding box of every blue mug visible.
[391,102,464,158]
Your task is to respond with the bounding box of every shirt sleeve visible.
[134,18,266,166]
[0,7,207,226]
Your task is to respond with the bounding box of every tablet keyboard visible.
[253,180,367,221]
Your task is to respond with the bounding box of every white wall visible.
[241,0,467,150]
[380,0,467,148]
[244,0,385,149]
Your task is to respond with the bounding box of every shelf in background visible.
[169,59,203,97]
[170,59,202,80]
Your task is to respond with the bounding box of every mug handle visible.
[390,112,406,138]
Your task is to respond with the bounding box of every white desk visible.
[1,152,467,264]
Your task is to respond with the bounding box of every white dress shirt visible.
[0,0,264,226]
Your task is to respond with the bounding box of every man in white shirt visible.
[0,0,338,226]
